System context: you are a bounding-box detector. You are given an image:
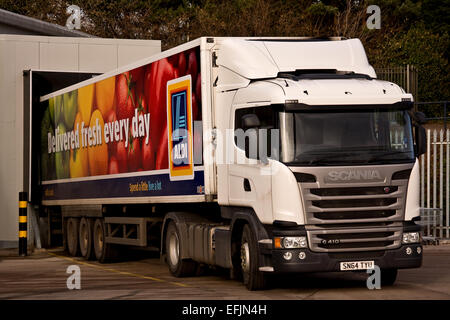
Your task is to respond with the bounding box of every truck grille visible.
[307,225,402,252]
[302,184,407,225]
[291,164,413,253]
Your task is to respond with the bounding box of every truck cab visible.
[208,37,424,289]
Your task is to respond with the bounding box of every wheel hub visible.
[241,242,250,273]
[169,233,180,265]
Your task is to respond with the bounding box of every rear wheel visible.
[381,268,398,286]
[67,218,80,257]
[93,218,118,263]
[79,218,94,260]
[165,221,197,277]
[240,224,267,290]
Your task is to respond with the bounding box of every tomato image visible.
[128,136,142,172]
[108,156,120,174]
[196,74,201,106]
[131,66,145,100]
[192,93,198,121]
[116,139,128,173]
[147,58,176,152]
[116,72,135,121]
[155,124,168,170]
[106,110,118,157]
[95,76,115,118]
[87,110,108,176]
[78,84,94,125]
[178,52,187,76]
[130,67,144,85]
[187,50,198,82]
[141,138,154,171]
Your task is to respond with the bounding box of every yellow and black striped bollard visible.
[19,192,27,256]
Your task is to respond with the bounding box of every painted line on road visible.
[47,252,189,288]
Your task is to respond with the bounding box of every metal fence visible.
[375,65,419,101]
[419,129,450,239]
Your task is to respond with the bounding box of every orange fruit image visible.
[95,76,115,117]
[88,109,108,176]
[78,84,94,126]
[70,112,89,178]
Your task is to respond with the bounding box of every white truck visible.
[31,37,426,290]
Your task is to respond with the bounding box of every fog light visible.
[402,232,420,244]
[283,252,293,260]
[417,247,422,254]
[406,247,412,255]
[299,252,306,260]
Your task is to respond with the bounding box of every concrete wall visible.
[0,35,161,247]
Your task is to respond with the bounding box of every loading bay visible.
[0,245,449,300]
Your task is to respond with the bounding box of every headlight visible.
[274,236,308,249]
[402,232,420,244]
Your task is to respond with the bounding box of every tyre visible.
[79,218,94,260]
[381,268,398,286]
[165,221,197,277]
[240,224,267,290]
[93,218,118,263]
[67,218,80,257]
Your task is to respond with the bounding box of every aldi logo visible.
[167,75,194,181]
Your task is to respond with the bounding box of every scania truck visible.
[31,37,426,290]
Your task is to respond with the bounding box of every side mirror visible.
[242,114,260,130]
[416,126,427,156]
[241,114,261,160]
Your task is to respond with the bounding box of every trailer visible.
[31,37,426,290]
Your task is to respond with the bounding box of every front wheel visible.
[240,224,267,290]
[165,221,197,277]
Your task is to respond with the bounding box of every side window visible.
[235,106,275,131]
[234,106,277,159]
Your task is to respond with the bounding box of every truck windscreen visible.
[279,109,415,166]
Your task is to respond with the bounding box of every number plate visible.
[340,260,374,271]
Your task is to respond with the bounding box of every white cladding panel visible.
[217,38,376,81]
[0,35,160,246]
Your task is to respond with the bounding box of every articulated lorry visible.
[31,37,426,290]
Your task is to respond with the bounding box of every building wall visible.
[0,35,161,247]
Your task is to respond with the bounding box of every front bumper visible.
[271,243,422,273]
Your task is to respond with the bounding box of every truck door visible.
[227,105,274,223]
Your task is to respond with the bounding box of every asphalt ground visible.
[0,245,449,300]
